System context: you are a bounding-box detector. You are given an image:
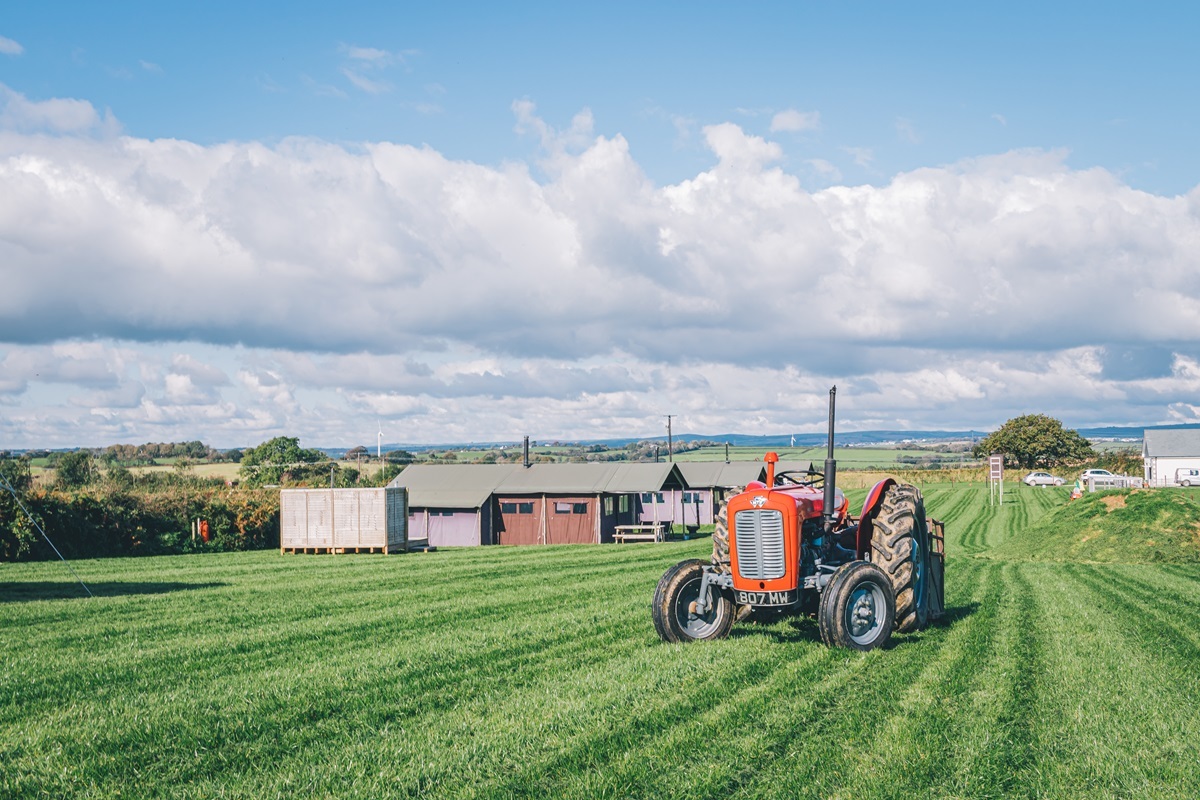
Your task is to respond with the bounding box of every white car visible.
[1023,471,1065,486]
[1176,468,1200,487]
[1080,469,1121,486]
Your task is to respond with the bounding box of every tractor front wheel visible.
[818,561,895,651]
[652,559,734,643]
[871,483,934,633]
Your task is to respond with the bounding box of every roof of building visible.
[676,461,766,488]
[388,461,687,508]
[495,462,685,494]
[387,464,516,508]
[1143,428,1200,457]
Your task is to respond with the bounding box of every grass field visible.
[3,483,1200,798]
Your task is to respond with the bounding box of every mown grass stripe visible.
[1026,563,1200,796]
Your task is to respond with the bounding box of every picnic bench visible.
[612,523,669,543]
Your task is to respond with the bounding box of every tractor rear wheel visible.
[818,561,895,651]
[711,500,731,572]
[871,483,933,633]
[652,559,734,643]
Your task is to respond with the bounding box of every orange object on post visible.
[199,520,210,543]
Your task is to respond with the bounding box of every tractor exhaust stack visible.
[824,386,837,534]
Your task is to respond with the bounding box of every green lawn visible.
[3,483,1199,798]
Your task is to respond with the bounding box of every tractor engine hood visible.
[727,489,801,595]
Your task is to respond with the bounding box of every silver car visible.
[1080,469,1120,486]
[1023,471,1065,486]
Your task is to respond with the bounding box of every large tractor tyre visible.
[710,500,754,622]
[818,561,896,651]
[710,500,731,572]
[652,559,734,644]
[871,483,934,633]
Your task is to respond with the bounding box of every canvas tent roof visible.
[1143,429,1200,458]
[387,464,515,508]
[676,462,765,489]
[389,462,687,508]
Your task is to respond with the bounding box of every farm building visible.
[492,462,685,544]
[386,464,513,547]
[1142,429,1200,486]
[388,462,686,546]
[657,462,763,529]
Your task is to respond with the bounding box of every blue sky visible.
[2,2,1200,448]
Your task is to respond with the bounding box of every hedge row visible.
[1,478,280,562]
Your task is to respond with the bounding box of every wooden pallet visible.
[281,545,397,555]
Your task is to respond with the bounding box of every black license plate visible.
[735,589,797,606]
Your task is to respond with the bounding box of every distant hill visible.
[1077,423,1200,440]
[315,425,1200,455]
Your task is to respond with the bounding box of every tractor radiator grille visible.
[734,509,785,580]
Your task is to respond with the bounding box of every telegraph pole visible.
[664,414,676,462]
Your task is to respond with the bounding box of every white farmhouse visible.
[1142,429,1200,486]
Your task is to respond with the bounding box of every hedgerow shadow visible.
[0,581,227,602]
[729,601,980,647]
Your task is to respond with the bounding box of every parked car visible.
[1175,468,1200,487]
[1080,469,1122,486]
[1023,471,1065,486]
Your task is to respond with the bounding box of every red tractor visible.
[652,388,944,650]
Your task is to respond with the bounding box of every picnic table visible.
[612,523,669,543]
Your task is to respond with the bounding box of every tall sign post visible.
[989,454,1004,507]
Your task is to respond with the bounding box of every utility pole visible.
[664,414,676,462]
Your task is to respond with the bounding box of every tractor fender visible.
[855,478,897,559]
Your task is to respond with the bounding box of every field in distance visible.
[3,481,1198,798]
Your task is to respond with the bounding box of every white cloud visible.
[343,45,399,66]
[806,158,842,182]
[337,44,406,94]
[341,68,390,94]
[139,60,163,74]
[0,83,116,133]
[992,113,1007,126]
[843,145,873,167]
[770,109,820,133]
[896,116,920,144]
[0,35,23,56]
[2,103,1200,446]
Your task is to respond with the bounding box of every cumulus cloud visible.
[0,35,23,56]
[0,83,116,133]
[770,109,820,133]
[2,99,1200,446]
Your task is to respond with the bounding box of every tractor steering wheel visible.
[774,469,824,488]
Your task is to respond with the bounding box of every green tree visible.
[55,450,97,489]
[0,457,40,560]
[239,437,329,487]
[384,449,416,464]
[973,414,1095,469]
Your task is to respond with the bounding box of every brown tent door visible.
[545,497,595,544]
[496,497,540,545]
